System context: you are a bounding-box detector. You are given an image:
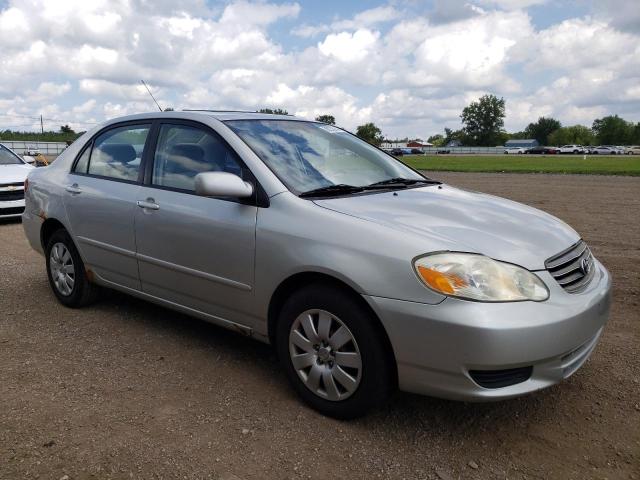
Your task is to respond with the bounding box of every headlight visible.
[414,253,549,302]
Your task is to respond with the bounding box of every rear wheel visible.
[45,229,99,307]
[276,284,394,419]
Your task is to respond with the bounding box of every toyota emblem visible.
[581,256,591,275]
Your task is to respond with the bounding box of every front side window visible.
[152,124,243,191]
[225,120,423,194]
[86,124,150,181]
[0,145,24,165]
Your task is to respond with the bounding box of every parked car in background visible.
[558,145,585,154]
[21,154,36,165]
[0,143,34,218]
[590,146,618,155]
[390,148,404,156]
[624,146,640,155]
[526,146,559,154]
[410,148,423,155]
[504,147,526,154]
[22,111,612,419]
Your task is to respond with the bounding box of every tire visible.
[45,228,99,308]
[275,283,394,419]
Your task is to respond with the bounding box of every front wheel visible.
[45,229,99,307]
[276,284,394,419]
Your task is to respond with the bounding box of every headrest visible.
[168,143,205,161]
[98,143,136,164]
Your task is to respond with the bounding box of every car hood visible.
[314,184,580,270]
[0,163,33,184]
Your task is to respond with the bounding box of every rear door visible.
[64,122,153,290]
[133,120,258,326]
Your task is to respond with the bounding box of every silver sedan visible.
[22,112,611,418]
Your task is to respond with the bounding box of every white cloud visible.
[36,82,72,98]
[0,0,638,137]
[528,18,639,71]
[293,5,400,37]
[478,0,548,9]
[318,29,379,63]
[218,1,300,27]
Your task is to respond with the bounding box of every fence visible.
[0,141,68,156]
[421,146,506,155]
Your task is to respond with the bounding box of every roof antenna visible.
[140,80,163,112]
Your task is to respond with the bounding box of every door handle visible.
[65,183,82,194]
[136,199,160,210]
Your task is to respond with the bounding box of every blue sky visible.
[0,0,638,139]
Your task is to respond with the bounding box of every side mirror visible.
[194,172,254,198]
[23,155,36,164]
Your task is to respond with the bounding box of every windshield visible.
[225,120,424,194]
[0,145,24,165]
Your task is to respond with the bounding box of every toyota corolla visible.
[22,111,611,419]
[1,143,34,218]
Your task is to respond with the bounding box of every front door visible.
[64,122,152,289]
[134,122,257,326]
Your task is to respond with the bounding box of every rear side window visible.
[152,124,243,191]
[73,146,91,174]
[84,124,150,181]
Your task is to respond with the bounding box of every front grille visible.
[469,366,533,389]
[0,190,24,201]
[545,240,595,293]
[0,206,25,216]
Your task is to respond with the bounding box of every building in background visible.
[380,139,433,150]
[505,139,539,148]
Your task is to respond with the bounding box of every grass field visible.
[400,154,640,176]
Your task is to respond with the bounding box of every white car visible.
[0,143,34,218]
[624,146,640,155]
[558,145,584,154]
[590,146,618,155]
[504,147,526,154]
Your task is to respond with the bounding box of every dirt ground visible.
[1,172,638,480]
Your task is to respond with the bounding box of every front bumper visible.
[0,199,25,218]
[364,260,612,401]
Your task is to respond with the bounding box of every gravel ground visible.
[1,172,638,480]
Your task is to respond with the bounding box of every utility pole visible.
[40,115,44,134]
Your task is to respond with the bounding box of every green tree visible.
[315,114,336,125]
[592,115,634,145]
[460,94,506,146]
[633,123,640,144]
[427,134,445,146]
[524,117,562,145]
[0,129,83,142]
[548,125,595,146]
[507,131,527,140]
[60,124,75,134]
[258,108,289,115]
[443,127,467,146]
[356,122,383,146]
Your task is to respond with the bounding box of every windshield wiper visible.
[300,178,441,198]
[299,184,365,198]
[366,177,441,188]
